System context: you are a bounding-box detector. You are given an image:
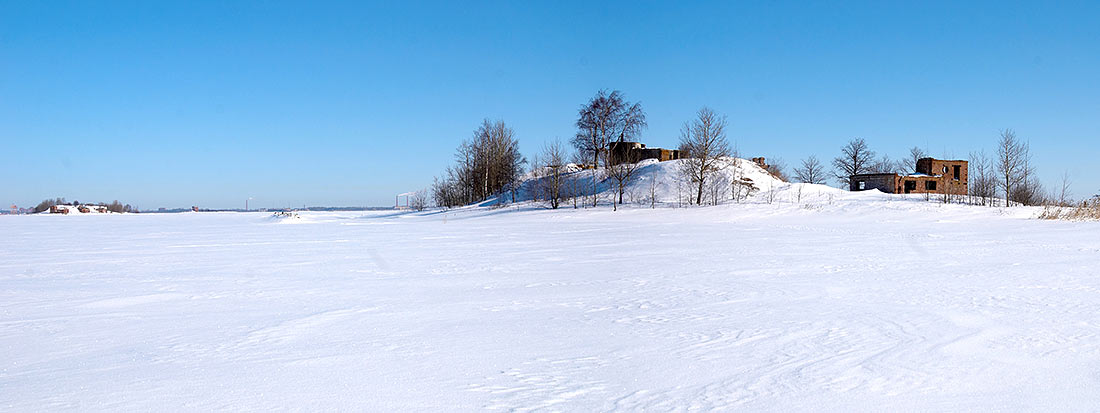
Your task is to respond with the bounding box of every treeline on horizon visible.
[33,198,136,213]
[427,89,1090,211]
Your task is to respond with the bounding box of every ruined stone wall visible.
[850,174,900,193]
[914,158,969,195]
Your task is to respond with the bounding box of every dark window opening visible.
[953,165,961,180]
[904,180,916,193]
[925,181,937,190]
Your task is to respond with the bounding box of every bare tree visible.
[410,190,428,211]
[530,153,546,203]
[1010,140,1043,206]
[968,150,996,206]
[647,176,661,208]
[605,149,641,210]
[572,90,647,207]
[539,140,568,209]
[1058,171,1073,206]
[707,173,729,205]
[995,129,1026,207]
[832,138,876,187]
[731,177,755,203]
[729,148,746,202]
[106,200,125,213]
[765,158,788,181]
[33,198,64,213]
[794,156,826,184]
[431,119,526,208]
[908,146,927,169]
[568,171,581,209]
[869,154,904,174]
[679,107,731,205]
[567,151,588,209]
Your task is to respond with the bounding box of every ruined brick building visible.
[850,158,968,195]
[608,141,682,165]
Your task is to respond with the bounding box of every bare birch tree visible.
[431,119,526,208]
[1011,140,1042,206]
[995,129,1025,207]
[678,107,731,205]
[539,140,568,209]
[573,90,647,207]
[647,177,661,208]
[968,150,996,206]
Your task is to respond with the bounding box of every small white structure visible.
[395,192,415,210]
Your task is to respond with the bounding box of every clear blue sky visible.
[3,1,1098,209]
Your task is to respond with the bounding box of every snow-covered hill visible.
[489,157,1010,216]
[507,157,799,207]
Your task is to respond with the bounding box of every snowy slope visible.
[2,200,1099,410]
[509,157,798,207]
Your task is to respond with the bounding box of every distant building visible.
[49,205,109,214]
[608,141,681,165]
[850,158,968,195]
[751,157,768,170]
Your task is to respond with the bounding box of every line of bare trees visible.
[431,119,526,208]
[530,140,569,209]
[789,130,1055,207]
[941,130,1046,206]
[432,89,767,210]
[528,90,653,211]
[429,90,1071,211]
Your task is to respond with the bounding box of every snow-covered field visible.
[4,194,1100,411]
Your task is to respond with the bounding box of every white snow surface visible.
[509,157,801,207]
[4,195,1100,410]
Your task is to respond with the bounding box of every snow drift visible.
[501,157,801,207]
[3,201,1099,410]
